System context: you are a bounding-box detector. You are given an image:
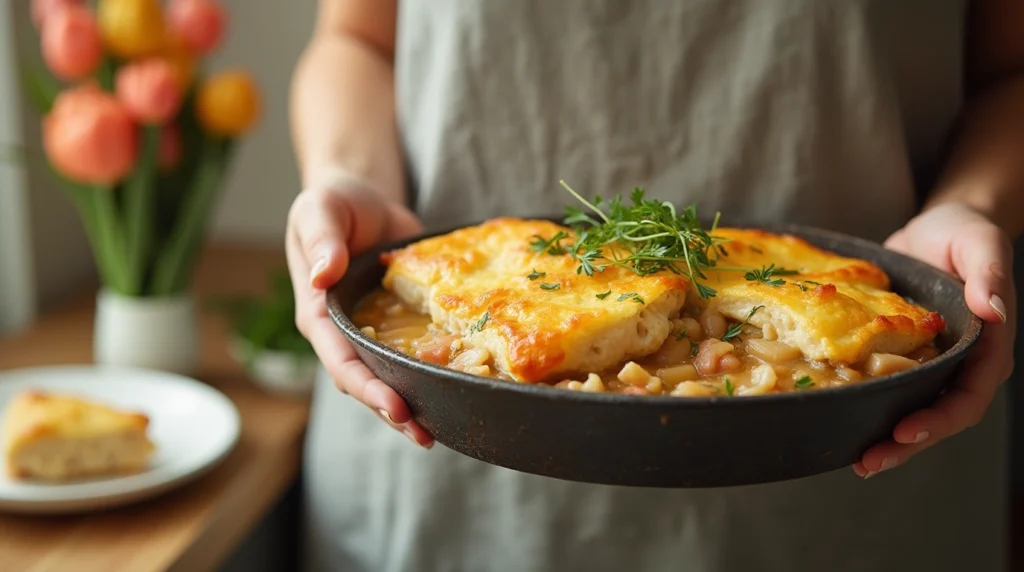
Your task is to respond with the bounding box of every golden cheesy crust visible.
[2,391,156,481]
[705,228,945,364]
[382,218,689,382]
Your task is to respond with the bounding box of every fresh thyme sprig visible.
[721,305,764,341]
[469,312,490,333]
[528,181,804,299]
[544,180,728,299]
[743,264,798,287]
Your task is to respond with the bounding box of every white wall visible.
[10,1,316,311]
[206,1,317,245]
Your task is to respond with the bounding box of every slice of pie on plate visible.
[2,390,156,482]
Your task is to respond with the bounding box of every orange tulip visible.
[43,84,138,186]
[97,0,165,60]
[116,59,183,124]
[196,70,260,137]
[166,0,226,54]
[159,123,182,170]
[41,5,103,80]
[31,0,83,28]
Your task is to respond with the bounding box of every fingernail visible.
[880,456,899,472]
[378,408,394,423]
[914,430,930,443]
[402,426,430,449]
[309,258,328,287]
[989,295,1007,323]
[863,471,878,480]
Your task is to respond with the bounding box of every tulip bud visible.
[41,5,103,80]
[31,0,84,29]
[166,0,226,54]
[44,85,138,186]
[116,59,183,125]
[97,0,165,60]
[196,70,260,137]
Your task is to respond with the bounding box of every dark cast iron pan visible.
[325,219,983,488]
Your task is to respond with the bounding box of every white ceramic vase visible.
[93,289,200,376]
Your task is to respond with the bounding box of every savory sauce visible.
[352,290,939,397]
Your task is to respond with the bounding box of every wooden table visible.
[0,244,310,572]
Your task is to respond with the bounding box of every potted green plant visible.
[211,269,318,399]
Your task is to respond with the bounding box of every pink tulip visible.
[41,5,103,80]
[43,84,138,186]
[159,123,182,170]
[31,0,83,29]
[115,59,183,125]
[166,0,226,54]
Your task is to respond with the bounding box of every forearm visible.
[926,74,1024,238]
[289,32,405,204]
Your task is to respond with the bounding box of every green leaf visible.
[151,135,236,296]
[125,127,161,295]
[90,185,131,294]
[208,269,314,356]
[19,63,60,114]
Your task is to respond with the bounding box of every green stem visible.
[151,136,234,296]
[91,186,130,293]
[39,159,118,287]
[559,179,611,224]
[125,127,161,295]
[66,186,116,286]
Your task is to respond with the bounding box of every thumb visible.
[383,201,425,242]
[289,188,357,291]
[950,223,1014,324]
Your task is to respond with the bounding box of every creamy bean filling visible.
[353,290,939,397]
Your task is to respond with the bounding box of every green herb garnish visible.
[744,264,799,287]
[690,342,700,358]
[527,269,546,280]
[539,282,561,291]
[617,292,644,304]
[540,181,728,299]
[529,232,569,255]
[721,305,764,341]
[724,377,735,396]
[469,312,490,333]
[529,181,808,300]
[795,376,814,390]
[596,290,611,300]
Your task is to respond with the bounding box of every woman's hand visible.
[854,203,1016,478]
[286,185,435,448]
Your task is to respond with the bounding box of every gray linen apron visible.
[302,2,1009,570]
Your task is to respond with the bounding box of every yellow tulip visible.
[196,70,260,137]
[97,0,165,60]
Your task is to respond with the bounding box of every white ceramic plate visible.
[0,365,241,514]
